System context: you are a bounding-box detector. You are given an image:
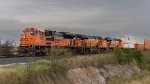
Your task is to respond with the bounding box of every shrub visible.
[140,50,150,70]
[114,48,130,65]
[133,50,143,68]
[114,48,148,69]
[114,48,138,65]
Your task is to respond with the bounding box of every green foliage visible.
[133,50,143,68]
[114,48,134,65]
[140,50,150,70]
[114,48,144,67]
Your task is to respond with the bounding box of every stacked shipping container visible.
[144,40,150,49]
[119,36,144,49]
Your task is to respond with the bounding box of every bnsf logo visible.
[21,38,33,41]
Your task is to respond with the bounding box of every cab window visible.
[31,31,38,36]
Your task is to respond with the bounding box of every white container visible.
[119,36,144,44]
[128,43,135,48]
[119,36,145,48]
[122,43,135,48]
[119,36,135,44]
[135,37,144,44]
[123,43,129,48]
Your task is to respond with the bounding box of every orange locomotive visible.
[20,28,45,47]
[19,28,46,56]
[19,28,125,56]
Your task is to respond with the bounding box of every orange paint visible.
[144,40,150,49]
[20,28,45,46]
[98,40,107,48]
[135,44,144,49]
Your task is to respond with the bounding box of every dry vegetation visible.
[0,48,149,84]
[107,49,150,84]
[107,70,150,84]
[0,51,117,84]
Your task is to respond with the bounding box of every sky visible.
[0,0,150,41]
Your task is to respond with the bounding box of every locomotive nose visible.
[20,34,35,46]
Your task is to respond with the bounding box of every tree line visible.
[0,40,17,56]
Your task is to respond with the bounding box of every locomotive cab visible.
[20,28,45,47]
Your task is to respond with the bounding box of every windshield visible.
[31,31,38,36]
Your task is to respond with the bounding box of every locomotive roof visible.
[35,28,45,32]
[24,28,45,32]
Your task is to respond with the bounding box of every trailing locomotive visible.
[19,28,150,56]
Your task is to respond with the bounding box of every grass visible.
[47,48,73,59]
[107,70,150,84]
[67,53,117,68]
[108,48,150,84]
[114,48,145,68]
[0,62,67,84]
[0,48,150,84]
[16,63,50,74]
[0,53,116,84]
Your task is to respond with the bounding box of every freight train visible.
[19,28,150,56]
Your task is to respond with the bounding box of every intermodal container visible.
[144,40,150,49]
